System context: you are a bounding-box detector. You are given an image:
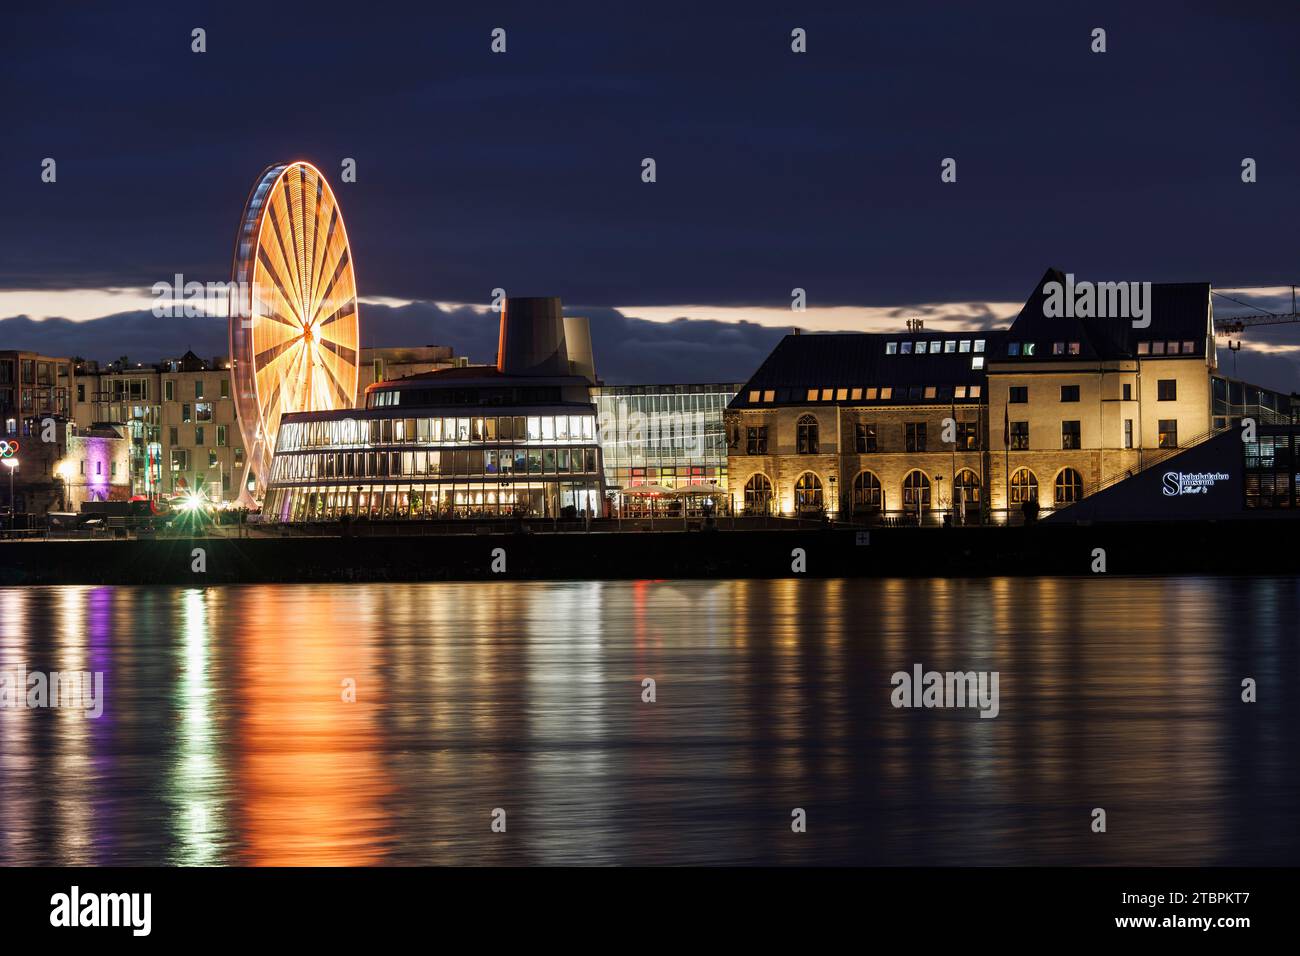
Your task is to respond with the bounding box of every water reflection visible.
[0,577,1296,865]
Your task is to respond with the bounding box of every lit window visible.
[821,388,834,401]
[1069,342,1081,355]
[1023,343,1035,356]
[969,385,981,398]
[850,388,862,400]
[834,388,846,401]
[959,340,972,353]
[1053,342,1065,355]
[1181,341,1195,354]
[945,340,956,353]
[763,390,775,402]
[806,389,819,401]
[1167,342,1179,354]
[971,357,984,370]
[886,342,898,355]
[797,415,820,455]
[865,387,878,400]
[1008,343,1020,356]
[924,386,937,399]
[916,342,928,354]
[974,339,985,353]
[900,343,912,354]
[1055,468,1084,504]
[880,387,893,399]
[955,386,967,399]
[1152,342,1165,355]
[748,390,761,402]
[1137,341,1150,355]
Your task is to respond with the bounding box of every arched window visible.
[1010,468,1039,504]
[794,472,823,510]
[852,470,883,511]
[1054,467,1084,504]
[797,415,819,455]
[744,473,773,513]
[902,470,931,509]
[953,469,981,504]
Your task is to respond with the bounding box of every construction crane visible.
[1212,286,1300,336]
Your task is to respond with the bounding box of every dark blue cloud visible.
[2,1,1298,310]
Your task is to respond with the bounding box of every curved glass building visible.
[263,296,604,521]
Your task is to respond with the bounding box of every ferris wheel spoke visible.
[311,252,352,325]
[254,337,302,369]
[304,176,324,308]
[317,352,355,408]
[267,204,305,309]
[308,205,338,320]
[255,250,303,322]
[292,168,310,301]
[315,300,354,332]
[279,188,305,310]
[317,336,357,365]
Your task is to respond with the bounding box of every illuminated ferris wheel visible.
[229,161,359,503]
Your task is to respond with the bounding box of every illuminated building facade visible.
[591,383,742,493]
[264,297,604,520]
[73,351,242,501]
[356,346,467,404]
[1,417,130,516]
[726,268,1293,521]
[0,350,73,426]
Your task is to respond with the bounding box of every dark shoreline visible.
[0,520,1292,585]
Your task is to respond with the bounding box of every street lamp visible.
[2,457,18,519]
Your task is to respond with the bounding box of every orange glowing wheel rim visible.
[230,161,359,502]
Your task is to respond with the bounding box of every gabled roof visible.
[728,268,1215,411]
[729,328,1006,409]
[1002,268,1211,361]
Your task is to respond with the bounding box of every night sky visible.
[2,1,1298,386]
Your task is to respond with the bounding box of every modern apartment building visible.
[0,350,74,428]
[73,351,242,501]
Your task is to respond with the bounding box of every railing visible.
[1093,425,1230,494]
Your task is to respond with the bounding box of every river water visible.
[1,578,1296,865]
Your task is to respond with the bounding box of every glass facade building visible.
[591,383,741,492]
[264,369,603,521]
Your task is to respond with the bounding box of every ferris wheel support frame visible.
[228,161,360,508]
